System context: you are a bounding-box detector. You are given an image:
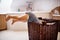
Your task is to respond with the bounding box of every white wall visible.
[11,0,33,12]
[0,0,33,12]
[11,0,60,12]
[0,0,59,12]
[0,0,13,12]
[32,0,60,11]
[11,0,27,12]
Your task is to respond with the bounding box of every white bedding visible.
[0,30,29,40]
[7,19,28,31]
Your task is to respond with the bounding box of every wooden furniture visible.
[50,6,60,17]
[28,21,58,40]
[0,14,7,31]
[50,6,60,32]
[52,15,60,20]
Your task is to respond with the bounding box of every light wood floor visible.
[57,32,60,40]
[0,30,60,40]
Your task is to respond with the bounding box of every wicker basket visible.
[28,22,58,40]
